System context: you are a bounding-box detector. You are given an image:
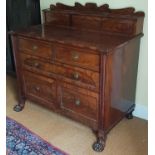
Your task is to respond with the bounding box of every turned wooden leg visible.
[126,110,134,119]
[92,131,106,152]
[13,96,26,112]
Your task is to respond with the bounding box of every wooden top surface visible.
[13,24,142,53]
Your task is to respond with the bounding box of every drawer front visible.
[20,53,99,92]
[23,71,57,106]
[60,86,98,121]
[18,38,52,59]
[55,45,99,71]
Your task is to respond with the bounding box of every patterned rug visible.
[6,117,69,155]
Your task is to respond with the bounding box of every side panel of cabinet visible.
[104,38,141,132]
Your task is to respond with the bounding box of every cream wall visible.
[40,0,148,119]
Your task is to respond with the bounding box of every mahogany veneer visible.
[11,2,145,152]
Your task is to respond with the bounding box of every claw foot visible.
[92,138,105,152]
[13,104,24,112]
[126,111,134,119]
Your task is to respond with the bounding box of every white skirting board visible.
[133,104,148,120]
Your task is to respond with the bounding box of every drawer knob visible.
[73,72,79,80]
[34,62,40,68]
[32,45,38,50]
[34,86,40,91]
[75,99,80,106]
[72,52,79,60]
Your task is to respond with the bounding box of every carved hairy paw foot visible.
[92,138,105,152]
[126,111,133,119]
[13,105,24,112]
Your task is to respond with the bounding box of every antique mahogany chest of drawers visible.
[11,3,145,152]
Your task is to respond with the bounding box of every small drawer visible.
[23,71,57,107]
[20,53,99,92]
[54,45,99,71]
[18,37,52,59]
[50,64,99,91]
[60,86,98,121]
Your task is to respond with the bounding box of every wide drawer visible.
[18,37,52,59]
[54,45,99,71]
[23,71,57,107]
[59,84,98,121]
[20,53,99,92]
